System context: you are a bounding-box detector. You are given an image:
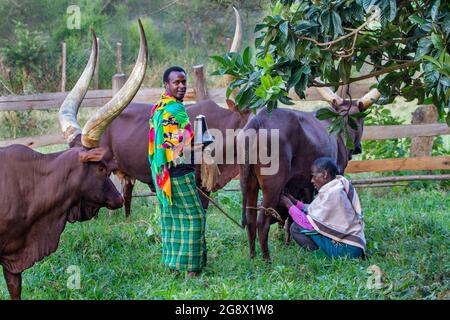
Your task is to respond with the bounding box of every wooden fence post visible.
[116,42,122,74]
[112,74,126,95]
[93,37,100,89]
[410,105,439,157]
[61,42,66,92]
[193,65,208,101]
[112,42,126,94]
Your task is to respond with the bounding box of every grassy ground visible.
[0,176,448,300]
[0,99,448,299]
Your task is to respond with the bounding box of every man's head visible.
[311,157,338,190]
[163,66,187,101]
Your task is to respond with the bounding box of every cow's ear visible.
[226,99,238,112]
[79,148,106,163]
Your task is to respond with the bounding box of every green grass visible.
[0,179,448,300]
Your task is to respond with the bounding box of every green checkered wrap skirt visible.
[160,172,207,272]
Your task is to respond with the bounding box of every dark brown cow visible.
[239,87,380,260]
[0,22,147,299]
[99,9,247,216]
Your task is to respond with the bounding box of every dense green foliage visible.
[213,0,450,141]
[0,178,448,299]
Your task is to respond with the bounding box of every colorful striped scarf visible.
[148,93,193,206]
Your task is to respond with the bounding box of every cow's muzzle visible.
[106,195,124,210]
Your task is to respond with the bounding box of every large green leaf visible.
[331,11,344,37]
[286,35,296,61]
[279,21,289,40]
[242,47,252,66]
[316,108,337,120]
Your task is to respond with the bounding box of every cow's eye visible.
[98,166,106,175]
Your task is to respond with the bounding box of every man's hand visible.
[173,143,184,158]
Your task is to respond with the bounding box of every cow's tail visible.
[239,119,258,228]
[241,143,250,228]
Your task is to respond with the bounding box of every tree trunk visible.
[21,67,29,94]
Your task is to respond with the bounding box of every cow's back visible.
[254,107,338,163]
[101,102,152,183]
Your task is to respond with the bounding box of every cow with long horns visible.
[0,21,147,299]
[239,86,380,261]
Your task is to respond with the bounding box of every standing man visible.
[148,66,206,277]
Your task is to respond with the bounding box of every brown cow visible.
[0,22,147,299]
[99,99,250,211]
[239,87,380,260]
[98,8,247,216]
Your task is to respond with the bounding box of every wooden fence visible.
[0,82,374,111]
[2,123,450,150]
[1,69,449,179]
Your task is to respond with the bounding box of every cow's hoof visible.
[284,241,290,246]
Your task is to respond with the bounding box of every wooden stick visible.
[196,187,244,229]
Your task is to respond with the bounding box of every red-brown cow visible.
[0,22,147,299]
[239,87,380,260]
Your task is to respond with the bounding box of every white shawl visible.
[306,176,366,252]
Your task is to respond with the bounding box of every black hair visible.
[163,66,186,83]
[312,157,338,179]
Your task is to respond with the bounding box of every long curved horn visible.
[314,78,344,106]
[229,7,242,53]
[81,19,148,149]
[224,7,242,90]
[58,30,98,145]
[357,88,381,110]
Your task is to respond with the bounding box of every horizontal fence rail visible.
[345,156,450,173]
[0,134,64,148]
[0,83,374,111]
[362,123,450,140]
